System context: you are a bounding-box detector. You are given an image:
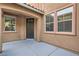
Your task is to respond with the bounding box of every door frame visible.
[26,18,37,40]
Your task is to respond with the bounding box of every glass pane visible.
[50,23,53,31]
[58,15,63,21]
[46,23,53,31]
[57,6,73,16]
[64,20,72,32]
[46,13,54,23]
[5,16,16,31]
[58,22,63,32]
[64,13,72,20]
[10,25,15,31]
[11,18,15,24]
[46,24,49,31]
[46,13,54,32]
[46,15,49,23]
[5,16,11,31]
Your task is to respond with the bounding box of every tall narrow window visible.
[4,15,16,32]
[57,6,73,32]
[45,13,54,32]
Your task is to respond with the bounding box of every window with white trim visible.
[45,13,54,31]
[57,6,73,32]
[4,15,16,32]
[45,4,76,35]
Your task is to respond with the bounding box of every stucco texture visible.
[40,3,79,52]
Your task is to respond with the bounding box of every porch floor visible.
[0,39,78,56]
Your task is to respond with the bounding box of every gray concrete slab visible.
[0,39,78,56]
[50,48,78,56]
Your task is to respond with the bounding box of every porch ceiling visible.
[2,8,37,18]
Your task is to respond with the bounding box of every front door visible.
[26,18,34,38]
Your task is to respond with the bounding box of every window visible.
[44,4,76,35]
[45,13,54,31]
[57,6,73,32]
[4,15,16,32]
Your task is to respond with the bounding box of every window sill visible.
[55,32,76,36]
[44,31,55,34]
[44,31,76,36]
[3,31,17,33]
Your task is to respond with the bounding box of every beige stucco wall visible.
[40,3,79,52]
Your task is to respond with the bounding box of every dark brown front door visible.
[26,18,34,38]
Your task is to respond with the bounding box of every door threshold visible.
[26,38,34,40]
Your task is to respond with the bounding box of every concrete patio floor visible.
[0,39,78,56]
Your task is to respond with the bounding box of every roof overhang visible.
[16,3,44,14]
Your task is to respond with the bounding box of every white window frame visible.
[57,13,72,32]
[56,5,76,35]
[44,13,55,33]
[3,15,16,32]
[44,4,76,35]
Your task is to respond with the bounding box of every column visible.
[36,18,42,42]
